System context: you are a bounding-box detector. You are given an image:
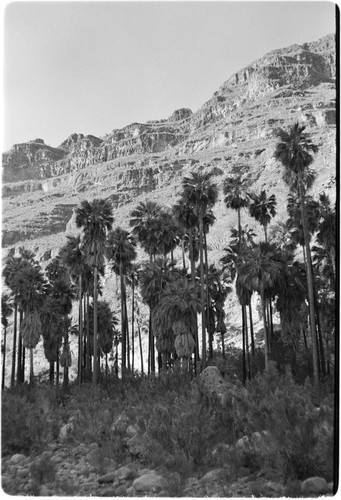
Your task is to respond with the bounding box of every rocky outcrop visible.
[2,139,66,182]
[1,33,336,251]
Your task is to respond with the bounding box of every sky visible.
[2,1,337,151]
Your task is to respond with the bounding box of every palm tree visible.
[17,260,47,383]
[75,198,114,384]
[130,200,162,259]
[249,190,277,243]
[45,258,75,385]
[127,263,140,372]
[223,173,249,247]
[2,252,35,385]
[223,173,251,379]
[182,172,218,369]
[139,258,182,372]
[130,200,163,372]
[59,235,94,383]
[274,122,319,385]
[236,243,282,370]
[173,199,199,279]
[154,277,201,372]
[1,293,13,389]
[107,227,137,373]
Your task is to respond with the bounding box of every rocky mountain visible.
[2,33,336,255]
[1,33,336,380]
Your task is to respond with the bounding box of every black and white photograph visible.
[1,0,338,497]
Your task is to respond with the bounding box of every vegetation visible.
[1,122,336,492]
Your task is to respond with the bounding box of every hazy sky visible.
[2,1,336,150]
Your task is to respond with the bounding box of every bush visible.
[232,363,334,481]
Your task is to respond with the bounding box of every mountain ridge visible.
[2,32,336,253]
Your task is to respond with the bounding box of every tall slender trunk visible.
[93,266,98,385]
[261,294,269,370]
[78,274,83,385]
[189,228,199,370]
[244,304,251,380]
[221,331,225,358]
[138,323,144,375]
[147,311,152,376]
[11,301,17,387]
[204,231,213,359]
[249,302,255,353]
[22,347,26,383]
[298,174,319,386]
[199,214,206,369]
[16,309,23,384]
[2,326,7,390]
[49,361,54,384]
[83,295,87,374]
[120,266,126,372]
[269,300,274,343]
[56,347,60,386]
[242,305,246,384]
[86,294,91,380]
[131,279,135,373]
[181,240,186,271]
[29,348,34,384]
[125,298,130,372]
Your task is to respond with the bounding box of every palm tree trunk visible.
[93,266,98,385]
[83,295,87,374]
[181,240,186,271]
[313,282,326,376]
[16,309,23,385]
[244,305,251,379]
[11,301,18,387]
[266,302,272,354]
[86,293,91,380]
[125,298,130,372]
[269,300,274,344]
[22,347,25,383]
[131,280,135,373]
[204,231,213,359]
[298,174,319,386]
[249,303,255,353]
[120,265,126,372]
[56,347,60,386]
[78,274,83,385]
[261,295,269,370]
[199,214,206,370]
[49,361,54,384]
[150,312,155,373]
[29,348,34,384]
[2,326,7,390]
[221,331,225,358]
[138,323,144,375]
[242,305,246,384]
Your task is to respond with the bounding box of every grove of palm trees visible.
[1,122,337,496]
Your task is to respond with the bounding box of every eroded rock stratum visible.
[2,34,336,254]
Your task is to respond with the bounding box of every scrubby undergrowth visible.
[2,359,336,493]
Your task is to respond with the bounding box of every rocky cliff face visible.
[2,33,336,254]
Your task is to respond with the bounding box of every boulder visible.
[301,477,328,495]
[235,430,271,454]
[183,477,205,497]
[58,422,74,442]
[132,472,167,494]
[9,454,26,465]
[126,432,149,457]
[200,468,228,496]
